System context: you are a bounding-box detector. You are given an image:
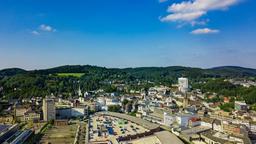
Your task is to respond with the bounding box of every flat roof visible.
[181,126,211,135]
[97,112,159,130]
[154,131,184,144]
[127,135,161,144]
[201,130,251,144]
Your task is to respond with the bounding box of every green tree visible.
[108,105,121,112]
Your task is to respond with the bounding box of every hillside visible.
[208,66,256,77]
[0,65,256,99]
[0,68,27,78]
[1,65,256,79]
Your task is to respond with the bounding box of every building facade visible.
[43,98,56,121]
[178,77,189,93]
[235,101,248,111]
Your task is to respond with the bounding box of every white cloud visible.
[191,28,220,34]
[31,24,56,35]
[39,24,56,32]
[31,30,40,35]
[190,19,209,26]
[161,11,205,22]
[161,0,239,23]
[168,0,238,13]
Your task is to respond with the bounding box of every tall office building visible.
[43,97,56,121]
[178,77,189,93]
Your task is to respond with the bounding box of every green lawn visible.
[56,73,84,78]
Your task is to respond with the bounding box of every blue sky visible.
[0,0,256,70]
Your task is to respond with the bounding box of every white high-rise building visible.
[43,97,56,121]
[178,77,189,93]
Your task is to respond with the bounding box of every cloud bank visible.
[160,0,239,34]
[161,0,239,22]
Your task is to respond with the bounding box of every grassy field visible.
[56,73,84,78]
[39,124,77,144]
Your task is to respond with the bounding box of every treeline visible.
[1,65,256,100]
[192,79,256,105]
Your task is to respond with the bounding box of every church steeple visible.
[78,85,82,96]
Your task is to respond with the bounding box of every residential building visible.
[235,101,248,111]
[176,114,194,127]
[15,106,28,121]
[24,110,40,122]
[163,112,176,127]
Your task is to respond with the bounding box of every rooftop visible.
[201,130,251,144]
[154,131,184,144]
[181,126,211,136]
[97,112,160,130]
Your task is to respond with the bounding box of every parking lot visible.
[89,115,148,142]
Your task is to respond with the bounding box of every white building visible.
[56,106,89,119]
[235,101,248,111]
[163,112,176,127]
[148,88,158,96]
[97,97,106,106]
[178,77,189,93]
[105,98,121,106]
[176,114,193,127]
[137,105,150,116]
[71,107,88,117]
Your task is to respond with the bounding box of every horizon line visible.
[0,64,255,71]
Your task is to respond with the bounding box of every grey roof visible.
[201,117,215,123]
[201,130,252,144]
[154,131,184,144]
[181,126,211,135]
[201,130,229,144]
[97,112,159,130]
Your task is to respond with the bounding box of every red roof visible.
[189,117,201,122]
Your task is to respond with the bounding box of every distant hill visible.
[1,65,256,99]
[207,66,256,77]
[1,65,256,78]
[0,68,27,78]
[31,65,105,74]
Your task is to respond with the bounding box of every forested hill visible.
[1,65,256,79]
[0,68,27,77]
[1,65,256,99]
[208,66,256,77]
